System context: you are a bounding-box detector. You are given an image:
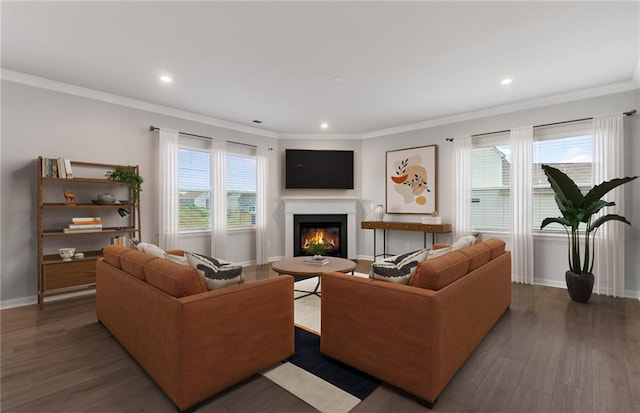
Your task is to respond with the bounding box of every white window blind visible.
[226,152,257,228]
[178,148,211,230]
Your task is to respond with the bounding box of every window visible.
[226,153,256,228]
[531,134,593,230]
[470,125,593,232]
[178,148,211,230]
[178,145,257,231]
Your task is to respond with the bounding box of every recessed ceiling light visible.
[332,76,344,83]
[501,77,513,85]
[320,123,329,129]
[159,75,173,83]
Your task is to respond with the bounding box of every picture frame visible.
[385,144,437,214]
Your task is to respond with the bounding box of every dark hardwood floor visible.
[2,262,639,412]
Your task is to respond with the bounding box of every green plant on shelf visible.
[105,166,143,204]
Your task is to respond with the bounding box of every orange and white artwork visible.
[385,145,437,214]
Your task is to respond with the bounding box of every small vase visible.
[565,271,594,303]
[374,204,385,222]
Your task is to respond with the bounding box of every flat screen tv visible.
[285,149,354,189]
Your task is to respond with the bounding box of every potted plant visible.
[304,240,328,258]
[105,166,144,204]
[540,164,637,302]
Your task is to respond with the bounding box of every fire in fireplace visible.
[294,214,347,257]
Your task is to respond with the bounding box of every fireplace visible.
[294,214,348,258]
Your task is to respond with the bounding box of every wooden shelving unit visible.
[361,220,452,259]
[37,157,141,309]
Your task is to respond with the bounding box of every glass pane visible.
[179,148,211,230]
[227,154,256,228]
[471,145,511,231]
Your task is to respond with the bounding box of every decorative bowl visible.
[96,193,116,204]
[59,248,76,261]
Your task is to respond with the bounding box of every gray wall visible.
[2,79,639,307]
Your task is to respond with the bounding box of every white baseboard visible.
[0,290,96,310]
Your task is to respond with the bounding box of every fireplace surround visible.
[283,199,357,259]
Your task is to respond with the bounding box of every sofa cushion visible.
[102,245,132,269]
[458,243,492,272]
[483,238,506,260]
[120,250,157,281]
[144,259,207,297]
[370,248,429,284]
[185,252,245,290]
[409,251,470,290]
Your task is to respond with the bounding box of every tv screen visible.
[285,149,354,189]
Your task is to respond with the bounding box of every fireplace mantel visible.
[283,199,358,259]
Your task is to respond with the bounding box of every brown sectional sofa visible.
[320,238,511,406]
[96,245,294,412]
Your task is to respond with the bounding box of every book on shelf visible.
[40,157,73,178]
[68,223,103,229]
[64,159,73,179]
[304,256,329,265]
[57,157,67,178]
[63,228,103,234]
[72,217,102,224]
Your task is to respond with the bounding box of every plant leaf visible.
[540,217,571,230]
[588,214,632,232]
[542,164,585,209]
[584,176,638,204]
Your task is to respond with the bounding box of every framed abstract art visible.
[385,144,437,214]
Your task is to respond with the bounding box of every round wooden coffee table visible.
[272,256,356,298]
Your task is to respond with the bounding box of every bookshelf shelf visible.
[37,156,142,309]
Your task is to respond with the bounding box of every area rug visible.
[261,327,380,413]
[293,272,369,333]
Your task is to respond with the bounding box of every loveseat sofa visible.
[96,245,294,412]
[320,238,511,406]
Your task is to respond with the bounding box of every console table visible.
[361,221,452,259]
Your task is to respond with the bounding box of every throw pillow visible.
[164,253,189,266]
[451,235,477,251]
[136,242,166,258]
[427,246,453,259]
[370,248,429,284]
[185,251,244,291]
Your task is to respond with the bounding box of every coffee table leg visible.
[294,276,321,299]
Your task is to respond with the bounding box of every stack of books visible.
[304,256,329,265]
[64,217,103,233]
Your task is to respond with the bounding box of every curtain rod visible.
[445,109,637,142]
[149,125,272,150]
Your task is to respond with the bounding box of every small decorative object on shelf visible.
[96,193,116,204]
[58,248,76,261]
[63,188,76,205]
[374,204,385,222]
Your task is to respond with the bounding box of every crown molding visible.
[279,133,362,140]
[0,69,280,139]
[361,80,640,139]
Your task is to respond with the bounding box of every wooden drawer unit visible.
[43,259,97,291]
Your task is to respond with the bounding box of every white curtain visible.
[255,147,269,265]
[592,114,625,296]
[510,126,534,284]
[453,136,472,238]
[158,129,180,250]
[210,139,227,258]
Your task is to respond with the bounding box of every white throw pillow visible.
[427,246,453,259]
[164,253,189,266]
[451,235,477,251]
[136,242,166,258]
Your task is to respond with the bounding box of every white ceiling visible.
[2,2,639,136]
